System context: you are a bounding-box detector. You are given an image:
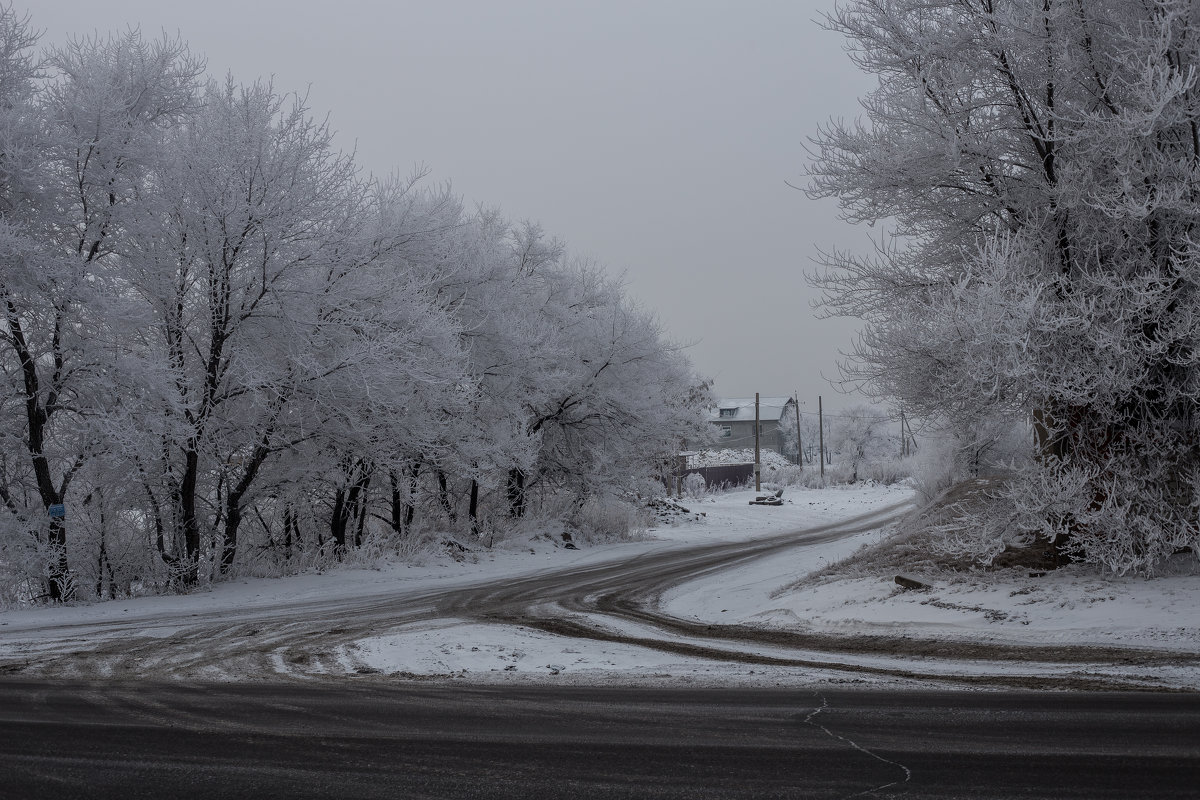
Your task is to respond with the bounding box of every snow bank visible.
[662,500,1200,656]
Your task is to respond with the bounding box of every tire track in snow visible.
[3,498,1197,687]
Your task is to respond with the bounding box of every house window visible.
[720,424,732,438]
[719,408,737,418]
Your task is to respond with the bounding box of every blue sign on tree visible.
[48,503,65,519]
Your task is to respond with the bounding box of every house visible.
[706,396,799,462]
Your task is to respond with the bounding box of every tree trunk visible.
[389,462,421,534]
[352,469,372,548]
[5,300,74,600]
[389,470,403,534]
[507,468,526,518]
[95,501,113,600]
[405,463,419,531]
[330,459,373,558]
[469,479,480,536]
[218,419,278,576]
[283,504,295,560]
[437,470,456,524]
[220,503,242,575]
[329,487,348,558]
[178,447,202,584]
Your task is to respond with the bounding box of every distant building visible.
[706,396,798,462]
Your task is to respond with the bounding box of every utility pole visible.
[794,392,803,470]
[754,392,761,492]
[818,395,825,479]
[900,408,907,457]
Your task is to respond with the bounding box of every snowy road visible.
[2,494,1195,689]
[0,500,909,681]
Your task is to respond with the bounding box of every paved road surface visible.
[2,681,1197,799]
[3,503,1197,797]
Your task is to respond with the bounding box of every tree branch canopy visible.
[808,0,1200,574]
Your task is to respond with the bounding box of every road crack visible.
[803,691,912,798]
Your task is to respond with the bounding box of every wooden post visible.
[900,408,907,457]
[794,393,803,470]
[754,392,761,492]
[818,395,825,479]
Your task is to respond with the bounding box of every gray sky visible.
[38,0,876,409]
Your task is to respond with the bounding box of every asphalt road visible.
[3,504,1198,797]
[2,681,1197,799]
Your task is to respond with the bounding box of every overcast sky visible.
[38,0,877,410]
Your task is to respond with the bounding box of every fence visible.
[669,463,756,492]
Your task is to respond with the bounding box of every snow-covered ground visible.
[0,483,900,632]
[345,484,913,683]
[742,568,1200,652]
[662,502,1200,655]
[3,482,1198,689]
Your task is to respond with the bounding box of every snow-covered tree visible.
[809,0,1200,572]
[1,23,203,599]
[405,210,710,535]
[300,176,469,553]
[0,11,713,599]
[830,405,892,483]
[122,77,380,581]
[524,264,707,509]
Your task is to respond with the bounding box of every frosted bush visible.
[913,439,958,504]
[927,499,1032,567]
[570,496,639,543]
[682,472,707,500]
[860,456,917,485]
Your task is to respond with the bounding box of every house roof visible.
[708,397,794,423]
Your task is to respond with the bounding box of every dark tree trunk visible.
[352,469,372,548]
[94,501,115,600]
[329,459,372,557]
[437,470,456,523]
[283,505,295,559]
[220,503,242,574]
[5,301,74,600]
[389,471,403,533]
[143,479,175,569]
[178,448,202,584]
[389,462,421,535]
[405,463,419,530]
[469,479,480,536]
[507,468,526,518]
[329,487,348,558]
[218,420,277,576]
